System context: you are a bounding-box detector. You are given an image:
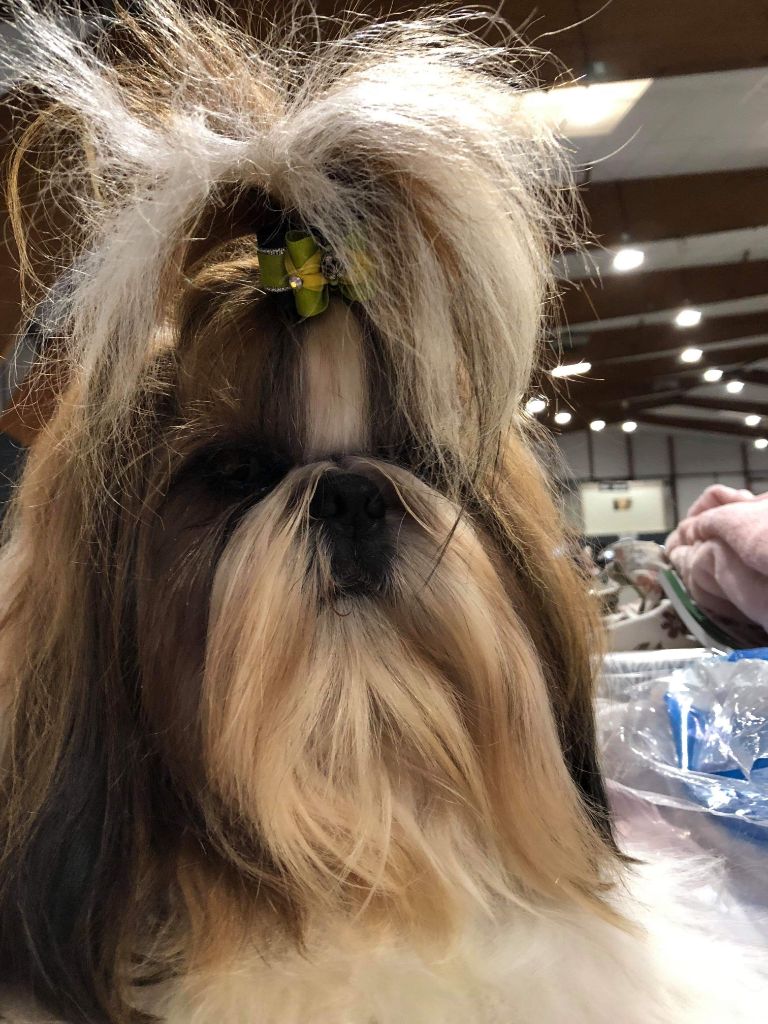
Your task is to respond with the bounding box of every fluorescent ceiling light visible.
[589,419,606,432]
[675,308,702,328]
[525,397,547,415]
[702,368,723,382]
[755,438,768,450]
[554,411,572,425]
[621,420,638,433]
[680,348,703,363]
[521,79,652,138]
[550,360,592,378]
[745,415,761,427]
[612,248,645,272]
[726,380,745,394]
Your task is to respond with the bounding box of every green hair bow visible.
[257,231,368,318]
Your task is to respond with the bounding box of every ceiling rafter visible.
[307,2,768,85]
[541,342,768,404]
[580,169,768,247]
[559,260,768,325]
[539,375,696,408]
[671,396,768,417]
[561,311,768,362]
[635,413,764,439]
[742,369,768,388]
[556,392,691,432]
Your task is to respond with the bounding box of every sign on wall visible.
[580,479,669,536]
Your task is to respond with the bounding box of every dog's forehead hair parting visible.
[300,300,370,461]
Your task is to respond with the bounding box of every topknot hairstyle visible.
[7,0,572,464]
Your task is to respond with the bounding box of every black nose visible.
[310,473,386,538]
[310,473,391,593]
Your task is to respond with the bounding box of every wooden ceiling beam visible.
[580,169,768,248]
[561,312,768,363]
[556,391,697,432]
[741,369,768,388]
[5,1,768,83]
[587,339,768,371]
[635,413,763,438]
[510,0,768,84]
[559,409,766,438]
[560,260,768,325]
[540,372,697,408]
[673,396,768,417]
[296,3,768,84]
[542,342,768,404]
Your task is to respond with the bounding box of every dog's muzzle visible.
[309,471,392,593]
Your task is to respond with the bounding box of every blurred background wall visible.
[1,1,767,538]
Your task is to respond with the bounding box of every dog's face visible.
[0,287,617,999]
[117,290,610,950]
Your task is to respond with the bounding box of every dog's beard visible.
[138,442,602,948]
[204,460,511,920]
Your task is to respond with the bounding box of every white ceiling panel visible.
[565,68,768,182]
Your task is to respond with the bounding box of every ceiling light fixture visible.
[621,420,638,433]
[554,411,573,425]
[726,380,745,394]
[589,419,606,432]
[680,347,703,363]
[519,78,652,138]
[674,307,702,328]
[745,415,761,428]
[525,397,547,415]
[755,438,768,451]
[702,368,723,382]
[612,248,645,272]
[550,360,592,378]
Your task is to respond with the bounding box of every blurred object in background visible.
[594,528,768,653]
[666,484,768,636]
[595,537,699,651]
[599,654,768,936]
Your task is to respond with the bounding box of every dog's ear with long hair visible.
[0,216,291,1024]
[0,351,176,1020]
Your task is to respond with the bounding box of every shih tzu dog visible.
[0,3,763,1023]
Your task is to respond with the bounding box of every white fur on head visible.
[9,0,571,469]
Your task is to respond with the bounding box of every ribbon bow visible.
[257,231,368,318]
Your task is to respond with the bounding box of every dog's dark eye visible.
[197,446,290,500]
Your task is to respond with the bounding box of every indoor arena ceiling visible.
[1,1,767,446]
